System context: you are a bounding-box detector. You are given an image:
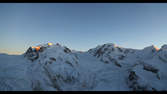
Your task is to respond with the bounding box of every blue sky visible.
[0,3,167,54]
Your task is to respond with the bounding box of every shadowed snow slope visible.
[0,43,167,91]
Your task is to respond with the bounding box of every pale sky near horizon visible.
[0,3,167,55]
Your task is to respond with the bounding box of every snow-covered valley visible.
[0,43,167,91]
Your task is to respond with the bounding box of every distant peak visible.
[101,43,119,48]
[105,43,117,46]
[143,45,159,51]
[161,44,167,50]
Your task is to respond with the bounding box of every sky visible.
[0,3,167,55]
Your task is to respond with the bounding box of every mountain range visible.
[0,43,167,91]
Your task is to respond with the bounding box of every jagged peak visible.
[24,42,73,62]
[35,42,61,48]
[95,43,119,49]
[103,43,118,47]
[161,44,167,50]
[143,45,159,51]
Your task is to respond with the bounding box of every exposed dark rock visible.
[48,61,52,64]
[95,48,102,57]
[108,57,121,67]
[117,47,123,52]
[143,64,159,73]
[65,61,73,67]
[104,48,108,52]
[94,44,108,58]
[108,56,114,62]
[128,71,154,91]
[124,49,129,54]
[24,47,39,62]
[128,71,143,91]
[38,46,46,53]
[50,57,56,62]
[111,48,114,51]
[94,48,103,58]
[129,71,138,81]
[114,61,122,67]
[118,55,125,60]
[152,88,157,91]
[104,61,109,64]
[64,47,71,53]
[24,47,33,57]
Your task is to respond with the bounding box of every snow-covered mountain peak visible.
[88,43,134,56]
[103,43,118,47]
[134,45,159,60]
[94,43,120,49]
[142,45,159,52]
[161,44,167,50]
[24,43,72,62]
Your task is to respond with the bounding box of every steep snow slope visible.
[0,43,167,91]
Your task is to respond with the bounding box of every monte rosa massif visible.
[0,43,167,91]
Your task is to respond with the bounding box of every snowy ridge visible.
[88,43,167,91]
[0,43,167,91]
